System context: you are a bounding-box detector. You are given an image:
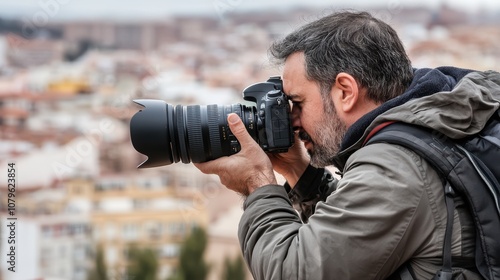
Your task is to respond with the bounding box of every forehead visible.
[282,52,321,97]
[283,52,306,81]
[282,52,307,93]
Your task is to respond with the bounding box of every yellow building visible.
[47,78,92,94]
[66,174,209,280]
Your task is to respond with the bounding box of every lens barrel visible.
[130,100,258,168]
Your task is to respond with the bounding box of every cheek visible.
[301,107,321,135]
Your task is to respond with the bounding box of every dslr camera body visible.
[130,76,294,168]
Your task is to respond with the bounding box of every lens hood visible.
[130,99,174,168]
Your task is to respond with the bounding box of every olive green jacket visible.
[238,70,500,280]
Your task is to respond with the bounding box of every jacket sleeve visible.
[284,165,338,223]
[238,143,438,280]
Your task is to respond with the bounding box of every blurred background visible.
[0,0,499,279]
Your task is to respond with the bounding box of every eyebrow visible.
[286,93,301,101]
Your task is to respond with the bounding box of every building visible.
[206,205,252,280]
[0,187,92,280]
[59,20,176,51]
[5,34,64,68]
[39,214,92,280]
[0,171,210,280]
[66,173,209,280]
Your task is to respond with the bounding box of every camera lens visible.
[130,100,258,168]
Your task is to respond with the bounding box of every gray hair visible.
[269,11,413,103]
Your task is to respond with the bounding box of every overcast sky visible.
[1,0,499,21]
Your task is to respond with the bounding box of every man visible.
[195,11,500,279]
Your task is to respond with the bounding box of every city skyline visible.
[1,2,500,279]
[1,0,500,21]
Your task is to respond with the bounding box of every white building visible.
[1,214,92,280]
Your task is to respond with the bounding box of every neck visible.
[345,99,381,128]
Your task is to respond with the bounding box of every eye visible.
[285,94,302,110]
[290,100,302,111]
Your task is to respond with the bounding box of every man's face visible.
[283,52,347,167]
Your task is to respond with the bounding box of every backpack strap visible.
[433,182,456,280]
[366,123,463,174]
[367,121,500,279]
[365,123,467,280]
[387,262,418,280]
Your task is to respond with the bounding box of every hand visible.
[194,113,277,196]
[267,132,310,187]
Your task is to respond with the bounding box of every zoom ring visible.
[186,106,206,163]
[207,105,223,159]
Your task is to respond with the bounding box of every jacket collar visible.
[331,66,473,171]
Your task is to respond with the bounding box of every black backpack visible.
[366,109,500,280]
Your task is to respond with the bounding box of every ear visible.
[332,72,359,113]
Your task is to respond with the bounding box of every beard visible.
[299,97,347,168]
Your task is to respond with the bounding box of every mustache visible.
[298,131,312,142]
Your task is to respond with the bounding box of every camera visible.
[129,76,294,168]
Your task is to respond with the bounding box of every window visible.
[122,223,139,241]
[145,222,161,240]
[168,222,187,237]
[72,223,86,236]
[59,245,66,258]
[42,225,52,238]
[159,244,179,258]
[106,223,116,240]
[95,180,126,192]
[106,246,117,265]
[136,177,164,190]
[74,244,86,261]
[133,199,148,210]
[92,225,101,240]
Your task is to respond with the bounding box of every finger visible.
[227,113,257,148]
[193,160,221,175]
[193,162,207,173]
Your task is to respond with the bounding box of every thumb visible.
[227,113,256,148]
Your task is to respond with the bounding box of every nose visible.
[291,104,301,131]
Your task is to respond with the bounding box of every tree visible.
[222,254,246,280]
[126,245,159,280]
[168,227,210,280]
[87,245,108,280]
